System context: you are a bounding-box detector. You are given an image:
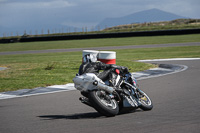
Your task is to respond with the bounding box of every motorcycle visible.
[73,68,153,117]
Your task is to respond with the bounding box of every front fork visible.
[128,83,143,107]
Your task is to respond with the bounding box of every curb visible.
[0,84,75,100]
[132,63,188,80]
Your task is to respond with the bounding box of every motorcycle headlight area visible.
[73,73,101,91]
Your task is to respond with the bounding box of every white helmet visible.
[83,54,97,63]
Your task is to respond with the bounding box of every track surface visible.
[0,60,200,133]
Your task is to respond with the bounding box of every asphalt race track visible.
[0,59,200,133]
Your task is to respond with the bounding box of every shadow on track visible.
[38,109,142,120]
[38,112,103,120]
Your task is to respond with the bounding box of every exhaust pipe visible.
[93,80,115,94]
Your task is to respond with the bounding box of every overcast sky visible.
[0,0,199,35]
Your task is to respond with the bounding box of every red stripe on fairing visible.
[98,59,116,64]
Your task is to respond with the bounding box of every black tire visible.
[89,90,119,117]
[137,89,153,111]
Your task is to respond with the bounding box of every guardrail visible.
[1,29,200,43]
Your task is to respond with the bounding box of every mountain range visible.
[1,8,188,36]
[95,8,187,29]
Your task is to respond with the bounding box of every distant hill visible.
[96,8,187,29]
[102,19,200,32]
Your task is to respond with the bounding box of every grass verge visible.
[0,45,200,92]
[0,34,200,52]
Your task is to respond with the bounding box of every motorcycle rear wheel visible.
[89,90,119,117]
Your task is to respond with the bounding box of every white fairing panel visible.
[73,73,102,91]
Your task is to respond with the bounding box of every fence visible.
[0,29,200,43]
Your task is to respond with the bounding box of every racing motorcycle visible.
[73,68,153,117]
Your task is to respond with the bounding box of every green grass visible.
[0,52,81,91]
[0,34,200,92]
[1,34,200,52]
[0,45,200,92]
[104,24,200,32]
[104,19,200,32]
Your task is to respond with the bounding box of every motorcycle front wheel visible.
[137,89,153,111]
[89,90,119,117]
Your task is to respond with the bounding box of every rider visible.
[79,53,128,86]
[78,53,128,106]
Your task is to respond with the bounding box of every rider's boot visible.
[79,97,93,107]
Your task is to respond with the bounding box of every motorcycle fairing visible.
[123,94,140,108]
[73,73,115,94]
[73,73,101,91]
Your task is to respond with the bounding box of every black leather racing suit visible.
[78,61,127,82]
[78,61,128,99]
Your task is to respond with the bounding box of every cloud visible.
[35,0,75,8]
[61,21,98,28]
[1,0,75,9]
[0,0,199,36]
[0,0,6,2]
[0,0,76,27]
